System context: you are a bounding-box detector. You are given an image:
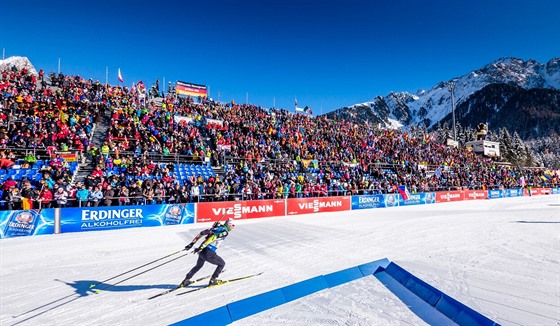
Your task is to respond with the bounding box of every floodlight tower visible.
[448,81,457,141]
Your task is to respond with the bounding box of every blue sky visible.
[1,0,558,114]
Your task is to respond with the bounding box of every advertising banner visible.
[384,193,400,207]
[463,190,488,200]
[197,199,285,222]
[0,209,55,239]
[60,203,195,233]
[488,189,505,199]
[176,81,208,98]
[524,188,537,196]
[351,195,386,210]
[435,190,464,203]
[52,151,78,162]
[398,192,428,206]
[287,196,351,215]
[505,188,524,197]
[425,192,436,204]
[536,188,551,195]
[552,188,559,194]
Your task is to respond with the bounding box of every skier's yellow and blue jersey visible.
[196,225,230,252]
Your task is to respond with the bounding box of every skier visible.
[181,218,235,287]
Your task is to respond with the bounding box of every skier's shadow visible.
[57,279,177,296]
[12,279,177,324]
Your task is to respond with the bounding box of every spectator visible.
[20,182,37,210]
[54,187,68,208]
[37,186,53,209]
[103,185,115,207]
[75,184,89,207]
[6,186,22,210]
[118,186,130,206]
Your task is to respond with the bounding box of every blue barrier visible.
[375,262,497,326]
[170,306,231,326]
[281,276,329,303]
[358,258,391,276]
[175,258,389,325]
[404,276,442,306]
[228,289,286,322]
[323,266,364,287]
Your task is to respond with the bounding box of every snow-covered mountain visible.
[0,56,37,75]
[333,57,560,129]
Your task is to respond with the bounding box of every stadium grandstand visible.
[0,64,558,210]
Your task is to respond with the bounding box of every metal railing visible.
[1,184,546,211]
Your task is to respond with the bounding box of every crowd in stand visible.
[0,64,558,210]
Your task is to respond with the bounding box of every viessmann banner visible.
[0,209,56,239]
[435,190,465,203]
[197,199,285,222]
[463,190,488,200]
[60,203,195,233]
[287,196,351,215]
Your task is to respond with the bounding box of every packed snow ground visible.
[1,195,559,326]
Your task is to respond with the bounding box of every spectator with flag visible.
[397,185,411,201]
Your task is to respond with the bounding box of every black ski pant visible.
[186,248,225,280]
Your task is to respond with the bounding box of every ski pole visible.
[93,252,190,294]
[89,249,185,289]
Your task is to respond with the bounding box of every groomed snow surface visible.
[1,195,559,326]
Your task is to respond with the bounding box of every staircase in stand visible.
[72,107,111,184]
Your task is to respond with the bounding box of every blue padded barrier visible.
[323,266,364,288]
[377,262,498,326]
[280,276,329,303]
[170,306,231,326]
[404,276,442,306]
[382,262,413,285]
[227,289,286,322]
[175,258,392,325]
[435,294,497,326]
[374,270,456,325]
[358,258,390,276]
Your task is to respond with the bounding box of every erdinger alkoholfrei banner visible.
[397,192,430,206]
[197,199,285,222]
[351,194,386,210]
[286,196,351,215]
[0,209,56,239]
[175,81,207,98]
[60,203,195,233]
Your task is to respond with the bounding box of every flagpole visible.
[57,58,61,74]
[105,66,108,87]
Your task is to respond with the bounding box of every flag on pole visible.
[118,68,124,83]
[397,185,411,201]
